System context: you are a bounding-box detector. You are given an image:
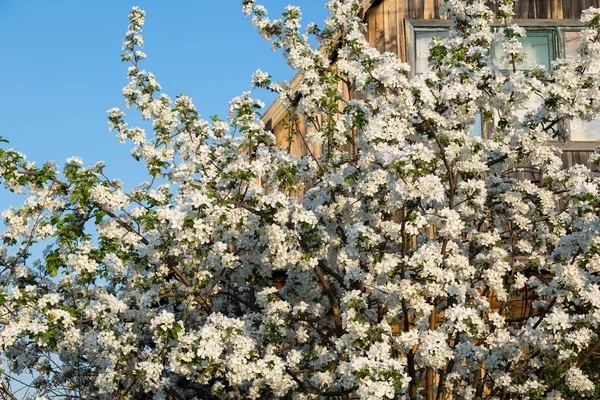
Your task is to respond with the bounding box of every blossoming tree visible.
[1,0,599,399]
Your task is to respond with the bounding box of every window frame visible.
[405,20,485,136]
[557,26,600,147]
[406,18,584,70]
[406,19,599,148]
[405,19,452,80]
[491,28,556,71]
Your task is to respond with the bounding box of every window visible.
[560,29,600,141]
[491,29,556,124]
[414,30,450,75]
[489,22,599,143]
[492,30,555,71]
[407,20,597,142]
[408,22,482,137]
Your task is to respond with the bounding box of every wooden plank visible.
[561,149,600,169]
[514,0,530,19]
[562,0,576,19]
[535,0,549,19]
[561,152,567,168]
[423,0,436,20]
[552,141,599,151]
[383,0,397,53]
[584,0,600,10]
[571,0,598,19]
[273,114,306,157]
[513,19,584,26]
[405,20,416,76]
[405,19,452,27]
[382,0,391,53]
[408,19,582,28]
[572,151,582,166]
[408,0,424,19]
[528,0,535,19]
[582,151,592,166]
[551,0,564,19]
[366,2,384,52]
[294,115,306,157]
[563,150,574,168]
[274,119,288,149]
[366,7,378,48]
[396,0,407,62]
[576,151,592,166]
[374,2,386,53]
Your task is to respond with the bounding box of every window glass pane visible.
[493,96,542,129]
[493,34,552,70]
[469,113,482,138]
[415,31,450,74]
[516,96,543,120]
[563,30,599,73]
[571,119,600,140]
[562,29,600,141]
[563,30,581,59]
[415,29,481,137]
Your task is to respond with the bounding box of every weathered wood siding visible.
[272,112,323,160]
[502,0,600,19]
[562,150,599,170]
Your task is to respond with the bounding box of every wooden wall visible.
[562,150,599,171]
[272,113,323,161]
[365,0,600,61]
[492,0,600,19]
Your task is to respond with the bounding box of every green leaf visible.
[170,324,182,339]
[45,250,63,277]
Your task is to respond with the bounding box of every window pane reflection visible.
[493,34,552,70]
[562,30,600,141]
[570,119,600,140]
[469,113,482,138]
[563,30,581,59]
[415,30,482,137]
[415,31,450,75]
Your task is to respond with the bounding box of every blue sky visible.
[0,2,329,394]
[0,3,328,390]
[0,1,328,197]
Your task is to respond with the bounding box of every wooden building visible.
[262,0,600,171]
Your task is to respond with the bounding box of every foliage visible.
[1,1,600,399]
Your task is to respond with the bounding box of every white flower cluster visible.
[89,184,129,212]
